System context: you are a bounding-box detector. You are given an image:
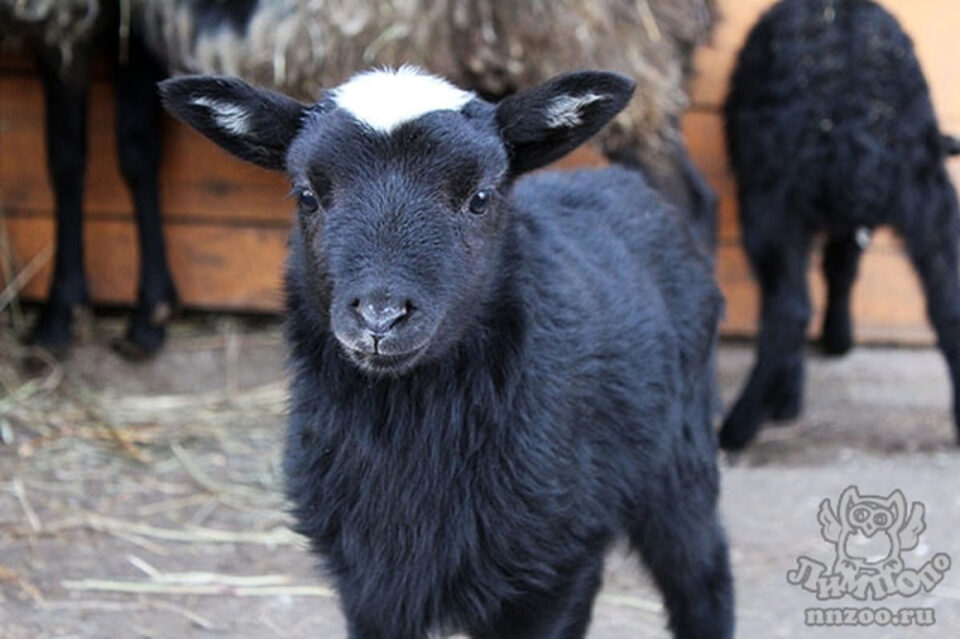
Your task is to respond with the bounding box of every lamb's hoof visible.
[766,388,802,422]
[820,317,853,356]
[820,333,853,357]
[718,403,762,451]
[110,301,174,361]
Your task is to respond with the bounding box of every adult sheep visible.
[721,0,960,450]
[161,66,734,638]
[0,0,717,355]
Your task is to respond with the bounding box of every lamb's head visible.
[161,67,633,375]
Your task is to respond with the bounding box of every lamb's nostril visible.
[358,301,409,334]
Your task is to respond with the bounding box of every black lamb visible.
[161,67,734,638]
[721,0,960,450]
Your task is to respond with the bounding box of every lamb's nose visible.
[354,297,409,335]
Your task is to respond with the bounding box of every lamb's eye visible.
[469,190,490,215]
[298,189,320,213]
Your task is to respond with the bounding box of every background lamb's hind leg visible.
[631,494,734,639]
[111,34,177,359]
[720,216,811,449]
[27,52,92,352]
[903,212,960,444]
[820,233,864,356]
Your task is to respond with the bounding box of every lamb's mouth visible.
[346,345,426,375]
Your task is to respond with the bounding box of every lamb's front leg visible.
[720,210,812,449]
[472,553,606,639]
[26,48,93,352]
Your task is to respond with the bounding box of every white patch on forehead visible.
[190,96,250,135]
[545,92,606,128]
[331,66,474,133]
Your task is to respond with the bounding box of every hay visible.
[0,199,31,332]
[60,578,336,597]
[0,240,50,314]
[0,321,305,628]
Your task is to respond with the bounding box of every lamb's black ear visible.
[159,75,308,171]
[495,71,634,175]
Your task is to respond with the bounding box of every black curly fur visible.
[721,0,960,450]
[161,69,735,637]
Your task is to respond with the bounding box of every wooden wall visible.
[2,0,959,342]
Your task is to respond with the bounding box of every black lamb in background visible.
[721,0,960,450]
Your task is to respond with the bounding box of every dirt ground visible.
[1,315,959,638]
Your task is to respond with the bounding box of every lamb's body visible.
[162,67,734,638]
[284,168,726,636]
[721,0,960,449]
[726,0,949,232]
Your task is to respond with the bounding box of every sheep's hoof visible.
[23,304,91,352]
[20,305,90,374]
[110,334,161,361]
[110,301,175,361]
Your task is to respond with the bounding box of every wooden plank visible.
[4,215,287,311]
[684,109,728,180]
[0,48,34,73]
[0,75,291,226]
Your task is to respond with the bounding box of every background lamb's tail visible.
[941,134,960,156]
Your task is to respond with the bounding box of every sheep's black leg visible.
[111,33,177,359]
[27,52,92,351]
[720,218,811,449]
[820,233,864,356]
[631,502,734,639]
[473,552,605,639]
[902,205,960,444]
